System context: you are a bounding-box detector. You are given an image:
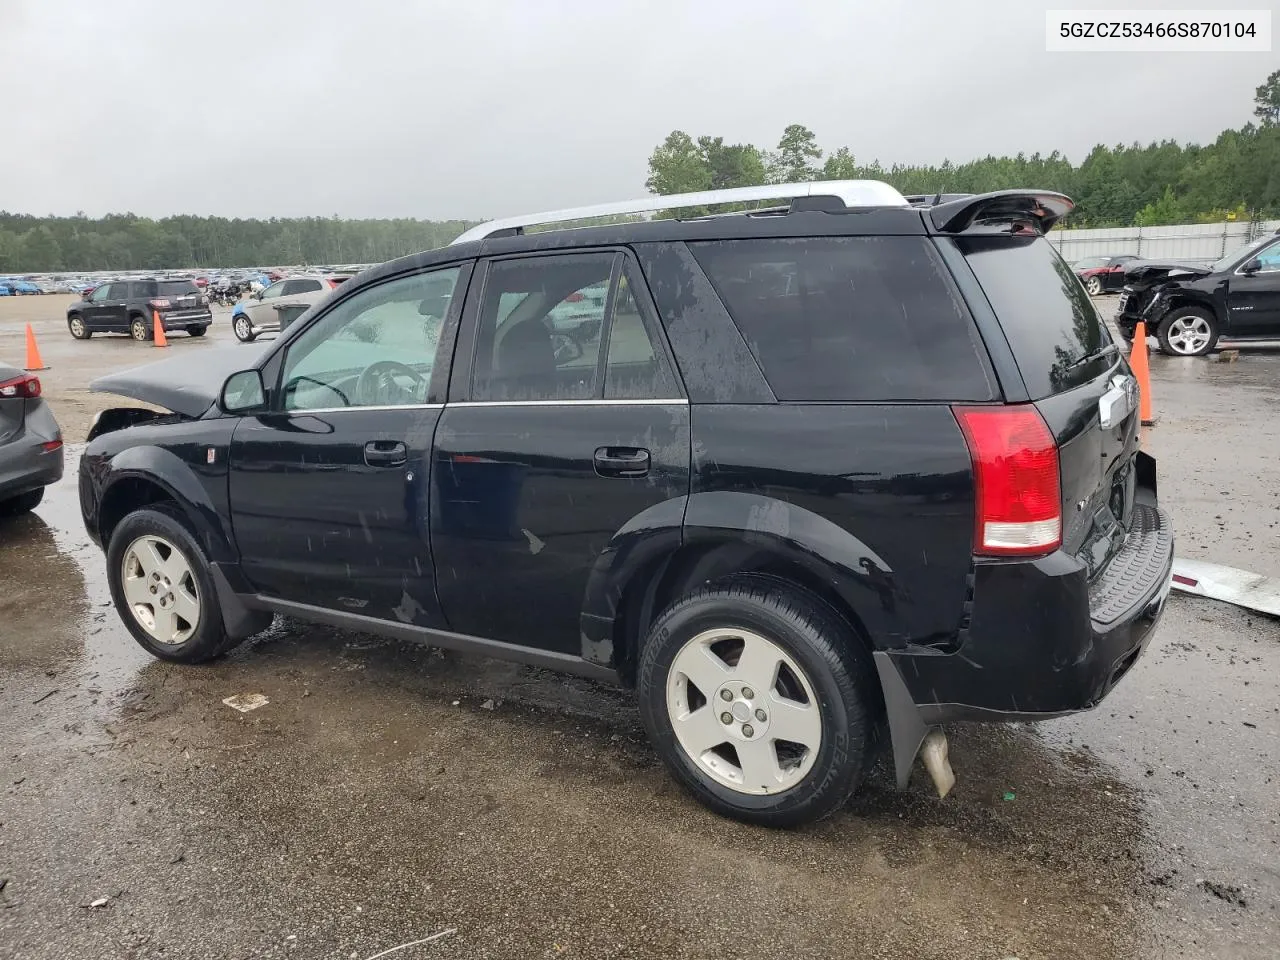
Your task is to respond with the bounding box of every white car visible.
[231,275,351,342]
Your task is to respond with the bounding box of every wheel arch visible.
[583,491,900,687]
[98,447,235,564]
[1160,289,1221,323]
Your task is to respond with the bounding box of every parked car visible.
[0,284,9,297]
[1116,229,1280,355]
[0,364,63,515]
[66,278,213,341]
[79,182,1171,827]
[230,275,350,342]
[1073,255,1139,296]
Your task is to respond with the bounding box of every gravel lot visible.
[1,293,1277,959]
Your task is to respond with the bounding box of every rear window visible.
[689,237,996,402]
[960,237,1112,399]
[158,280,199,296]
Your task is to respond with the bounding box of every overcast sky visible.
[1,0,1271,221]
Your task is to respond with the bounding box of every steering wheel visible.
[355,360,427,406]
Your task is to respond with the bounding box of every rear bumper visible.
[161,311,212,329]
[887,502,1173,720]
[0,423,64,500]
[875,500,1172,788]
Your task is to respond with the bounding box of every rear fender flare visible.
[100,446,235,564]
[582,490,905,672]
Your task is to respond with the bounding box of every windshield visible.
[1211,235,1273,274]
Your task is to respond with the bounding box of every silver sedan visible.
[0,363,64,515]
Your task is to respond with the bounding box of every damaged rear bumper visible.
[875,501,1174,790]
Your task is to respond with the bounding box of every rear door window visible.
[960,236,1113,398]
[688,237,996,402]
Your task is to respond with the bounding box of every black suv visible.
[1116,228,1280,355]
[79,183,1173,826]
[67,278,212,341]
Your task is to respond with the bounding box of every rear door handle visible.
[594,446,650,478]
[364,440,407,467]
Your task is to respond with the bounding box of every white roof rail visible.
[451,180,909,245]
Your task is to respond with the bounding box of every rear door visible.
[956,235,1138,575]
[430,250,690,654]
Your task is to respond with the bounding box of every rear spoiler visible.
[927,190,1073,234]
[904,193,974,206]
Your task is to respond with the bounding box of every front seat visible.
[494,317,556,396]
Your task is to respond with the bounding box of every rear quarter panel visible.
[686,404,976,651]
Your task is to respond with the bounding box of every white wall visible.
[1050,219,1280,264]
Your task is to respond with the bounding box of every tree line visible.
[645,68,1280,229]
[0,213,476,275]
[3,69,1278,273]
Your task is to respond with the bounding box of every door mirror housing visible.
[1243,258,1262,275]
[220,369,265,414]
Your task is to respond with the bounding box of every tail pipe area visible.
[873,650,956,798]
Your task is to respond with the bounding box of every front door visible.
[86,282,127,331]
[228,263,469,626]
[432,251,690,655]
[244,280,287,331]
[1227,239,1280,336]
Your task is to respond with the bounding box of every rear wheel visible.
[130,316,152,342]
[188,325,207,337]
[1158,307,1217,357]
[106,504,242,663]
[637,576,877,827]
[0,488,44,516]
[68,315,91,339]
[1085,275,1103,296]
[233,314,256,342]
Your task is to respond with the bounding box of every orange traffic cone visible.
[152,310,168,348]
[1128,321,1156,426]
[23,323,48,371]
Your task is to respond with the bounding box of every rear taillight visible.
[149,298,171,310]
[953,406,1061,557]
[0,373,41,399]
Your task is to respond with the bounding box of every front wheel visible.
[129,316,152,342]
[1085,276,1103,296]
[233,314,256,342]
[68,315,91,339]
[637,577,878,827]
[1158,307,1218,357]
[106,504,243,663]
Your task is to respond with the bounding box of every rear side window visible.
[689,237,996,402]
[960,237,1112,398]
[157,280,198,296]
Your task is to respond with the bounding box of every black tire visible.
[67,315,92,340]
[0,487,44,516]
[1157,306,1218,357]
[106,503,242,663]
[1085,275,1103,296]
[637,576,878,827]
[188,325,207,337]
[129,315,152,342]
[232,314,256,343]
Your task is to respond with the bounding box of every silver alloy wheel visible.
[131,319,149,341]
[666,627,822,795]
[234,315,252,341]
[120,534,201,644]
[1086,276,1103,296]
[1165,315,1212,355]
[69,316,86,338]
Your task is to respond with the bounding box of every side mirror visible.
[1243,258,1262,275]
[220,369,265,414]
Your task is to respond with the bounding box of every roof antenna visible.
[933,192,943,206]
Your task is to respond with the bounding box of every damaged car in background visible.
[1117,229,1280,356]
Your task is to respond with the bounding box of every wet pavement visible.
[1,298,1279,959]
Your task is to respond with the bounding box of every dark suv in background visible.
[67,278,212,341]
[1117,228,1280,355]
[79,182,1172,826]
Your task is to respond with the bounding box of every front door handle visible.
[594,446,650,478]
[364,440,407,467]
